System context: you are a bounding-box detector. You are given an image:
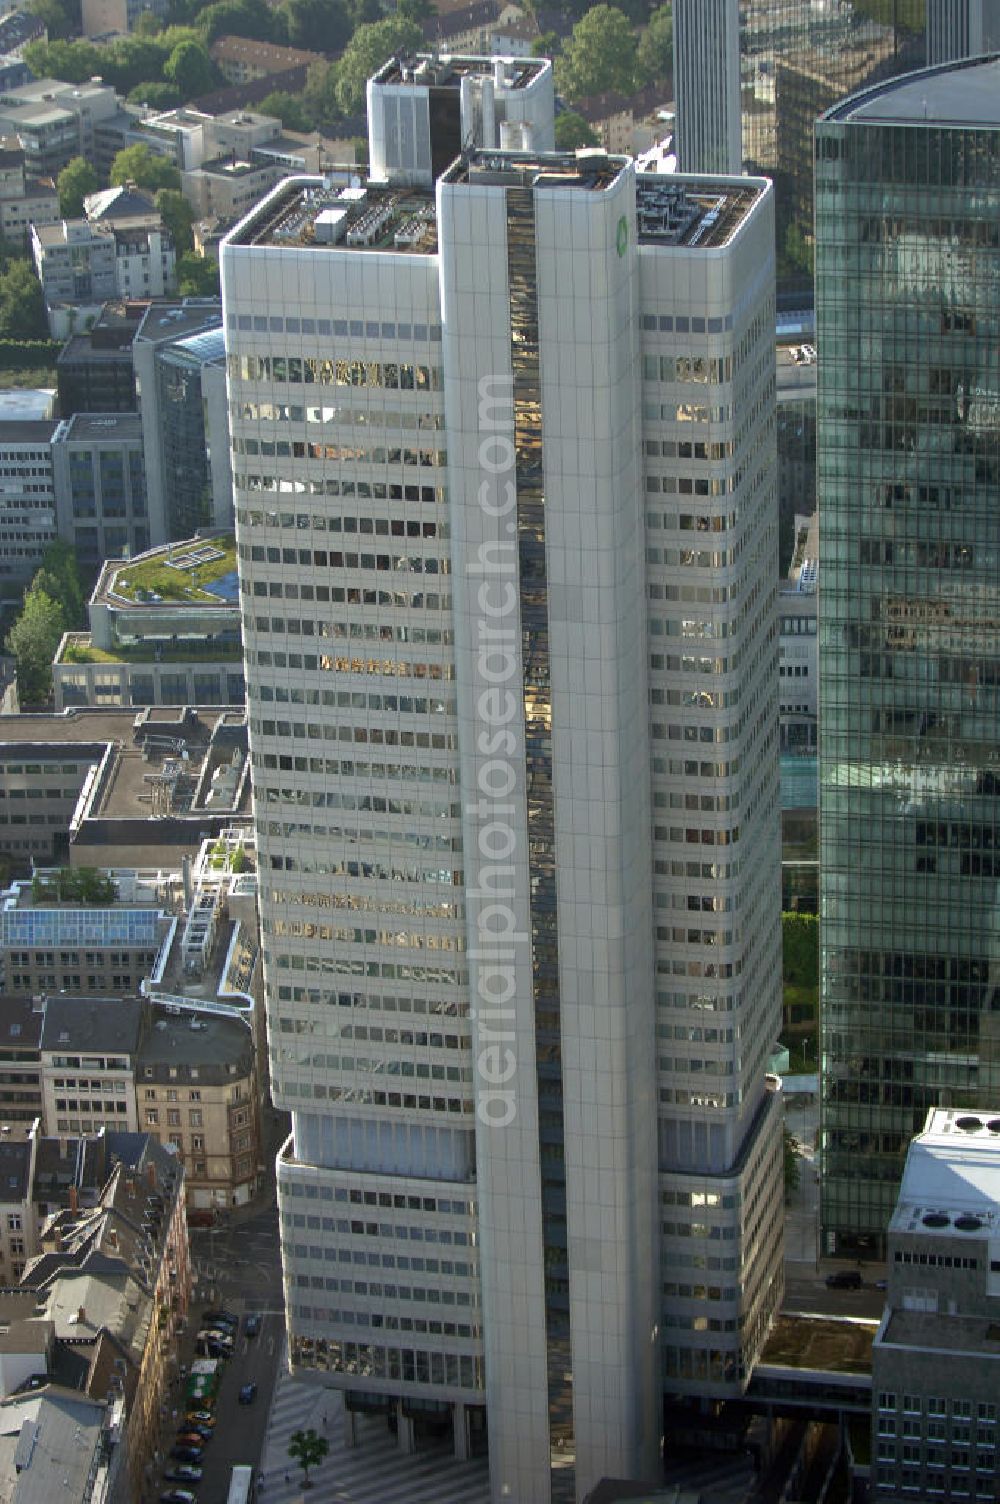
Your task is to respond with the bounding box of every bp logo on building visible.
[616,215,628,257]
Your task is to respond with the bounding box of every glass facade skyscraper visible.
[817,55,1000,1255]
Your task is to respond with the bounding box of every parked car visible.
[185,1411,215,1428]
[201,1309,237,1328]
[160,1492,197,1504]
[244,1313,260,1337]
[181,1423,213,1442]
[164,1466,202,1483]
[196,1328,233,1345]
[170,1447,203,1465]
[238,1383,257,1405]
[176,1432,208,1450]
[825,1270,862,1290]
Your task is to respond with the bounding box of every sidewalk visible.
[257,1348,490,1504]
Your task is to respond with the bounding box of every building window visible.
[146,1109,159,1125]
[189,1110,202,1127]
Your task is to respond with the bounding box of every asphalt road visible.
[783,1269,886,1321]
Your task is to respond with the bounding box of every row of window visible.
[234,437,446,467]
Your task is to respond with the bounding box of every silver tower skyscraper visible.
[673,0,742,175]
[223,53,783,1504]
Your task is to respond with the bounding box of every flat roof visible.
[879,1308,1000,1359]
[40,995,144,1055]
[445,146,627,192]
[58,413,142,442]
[758,1313,877,1375]
[373,52,547,89]
[135,299,222,346]
[0,706,221,748]
[823,54,1000,127]
[139,1004,252,1071]
[240,178,437,254]
[0,419,57,443]
[636,175,765,249]
[891,1107,1000,1238]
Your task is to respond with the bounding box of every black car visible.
[171,1446,204,1465]
[825,1270,862,1290]
[244,1313,260,1337]
[164,1466,203,1483]
[202,1308,238,1329]
[181,1423,214,1442]
[160,1492,196,1504]
[238,1382,257,1405]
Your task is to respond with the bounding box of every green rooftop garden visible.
[32,867,118,905]
[111,536,238,604]
[60,637,242,665]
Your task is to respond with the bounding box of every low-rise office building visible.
[53,534,243,711]
[51,412,148,569]
[0,415,58,601]
[0,137,58,246]
[55,300,145,416]
[0,78,120,178]
[872,1107,1000,1502]
[1,877,172,998]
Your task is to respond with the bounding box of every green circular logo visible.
[616,214,628,257]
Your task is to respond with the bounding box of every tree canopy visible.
[0,259,46,340]
[6,587,66,705]
[288,1428,329,1488]
[56,156,99,218]
[110,144,181,193]
[636,3,672,84]
[332,15,421,115]
[556,6,640,101]
[33,539,87,630]
[279,0,352,52]
[177,251,220,297]
[155,188,195,253]
[553,110,598,149]
[164,37,216,98]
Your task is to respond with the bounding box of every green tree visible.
[556,5,639,101]
[333,16,422,114]
[396,0,434,20]
[782,911,818,988]
[531,29,560,58]
[0,260,46,339]
[257,89,313,130]
[636,2,671,84]
[155,188,195,252]
[33,540,87,630]
[22,37,102,82]
[27,0,81,39]
[783,1124,802,1200]
[103,35,172,93]
[6,587,66,705]
[110,144,181,193]
[164,37,216,98]
[196,0,277,42]
[129,80,182,108]
[287,1429,329,1490]
[56,155,99,218]
[553,109,598,149]
[177,250,220,297]
[280,0,352,51]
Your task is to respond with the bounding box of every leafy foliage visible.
[332,15,421,115]
[129,80,183,108]
[280,0,352,52]
[177,251,220,297]
[257,89,314,130]
[156,188,195,253]
[556,6,640,101]
[6,588,66,704]
[288,1428,329,1487]
[110,144,181,193]
[33,540,88,630]
[56,155,99,218]
[27,0,82,40]
[782,911,819,989]
[32,866,117,904]
[783,1124,802,1198]
[636,2,671,84]
[0,259,46,340]
[164,36,216,97]
[553,110,598,149]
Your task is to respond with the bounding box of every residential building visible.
[39,995,144,1135]
[0,1387,125,1504]
[222,136,782,1503]
[23,1131,190,1502]
[816,56,1000,1256]
[0,704,251,869]
[927,0,1000,64]
[0,12,46,58]
[51,412,148,569]
[0,55,31,93]
[31,188,176,337]
[133,300,232,544]
[1,877,172,999]
[0,997,44,1134]
[53,534,243,711]
[82,0,168,39]
[871,1107,1000,1502]
[0,138,58,247]
[367,53,554,185]
[209,35,325,86]
[0,78,120,178]
[0,1135,36,1282]
[573,82,666,156]
[0,417,58,600]
[137,1004,258,1209]
[56,300,146,417]
[673,0,741,174]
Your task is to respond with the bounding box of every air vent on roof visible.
[922,1213,950,1228]
[954,1216,984,1232]
[956,1115,983,1132]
